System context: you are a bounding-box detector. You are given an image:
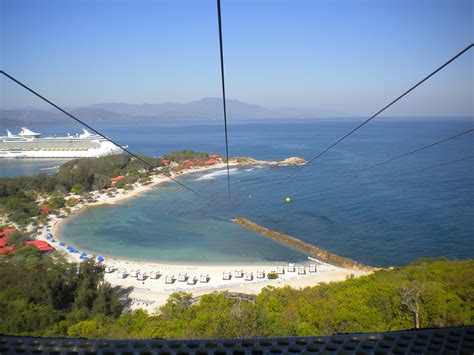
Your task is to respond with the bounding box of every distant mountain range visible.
[0,97,343,128]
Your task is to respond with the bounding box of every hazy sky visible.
[1,0,472,117]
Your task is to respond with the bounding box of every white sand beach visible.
[36,162,371,313]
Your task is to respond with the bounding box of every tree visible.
[399,283,423,329]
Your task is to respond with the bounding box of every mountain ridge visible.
[2,97,334,127]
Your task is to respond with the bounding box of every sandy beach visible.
[36,163,371,313]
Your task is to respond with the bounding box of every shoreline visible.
[37,161,372,313]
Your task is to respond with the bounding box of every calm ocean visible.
[2,119,473,266]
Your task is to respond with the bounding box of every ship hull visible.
[0,128,125,159]
[0,146,123,159]
[0,139,124,159]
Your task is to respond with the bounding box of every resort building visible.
[0,232,53,255]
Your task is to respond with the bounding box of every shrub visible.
[267,272,279,279]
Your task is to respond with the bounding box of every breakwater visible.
[156,186,186,191]
[234,217,373,271]
[87,203,132,208]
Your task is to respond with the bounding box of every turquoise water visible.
[60,178,309,264]
[4,119,473,266]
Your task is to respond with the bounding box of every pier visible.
[234,217,372,271]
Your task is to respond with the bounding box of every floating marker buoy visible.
[285,197,291,203]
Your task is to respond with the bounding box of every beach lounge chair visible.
[277,265,285,274]
[178,273,188,282]
[288,263,296,272]
[298,266,306,275]
[234,269,243,278]
[165,275,175,284]
[199,274,209,283]
[130,269,139,278]
[256,270,265,279]
[117,270,127,279]
[244,272,253,281]
[187,276,197,285]
[309,264,317,273]
[137,272,146,281]
[223,271,231,280]
[149,271,160,279]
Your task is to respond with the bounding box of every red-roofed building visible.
[209,154,221,159]
[0,235,53,254]
[25,240,54,252]
[181,160,194,169]
[161,159,170,166]
[41,206,52,215]
[204,159,217,165]
[111,175,124,183]
[0,246,14,255]
[0,228,15,237]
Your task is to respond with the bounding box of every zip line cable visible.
[216,0,232,199]
[287,43,474,178]
[0,70,209,201]
[309,155,474,199]
[355,128,473,174]
[229,127,473,193]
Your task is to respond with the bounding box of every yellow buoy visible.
[285,197,291,203]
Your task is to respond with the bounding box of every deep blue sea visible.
[2,119,473,267]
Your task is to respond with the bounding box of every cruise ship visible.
[0,128,125,159]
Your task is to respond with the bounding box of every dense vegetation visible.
[0,154,162,226]
[0,248,125,337]
[162,150,216,163]
[0,255,471,338]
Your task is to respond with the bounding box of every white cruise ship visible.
[0,127,125,159]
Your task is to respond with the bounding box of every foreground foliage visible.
[0,249,125,337]
[0,257,472,338]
